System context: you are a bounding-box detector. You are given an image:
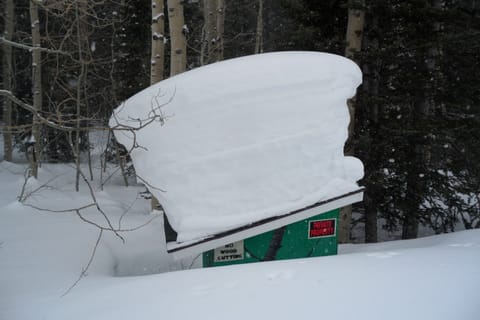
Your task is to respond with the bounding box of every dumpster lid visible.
[167,188,364,259]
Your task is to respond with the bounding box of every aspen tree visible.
[201,0,224,65]
[151,0,165,84]
[167,0,187,76]
[339,0,365,243]
[151,0,165,211]
[215,0,225,61]
[254,0,264,54]
[29,0,43,178]
[2,0,14,161]
[201,0,216,65]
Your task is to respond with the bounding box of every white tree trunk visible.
[151,0,165,84]
[201,0,224,65]
[344,0,365,141]
[215,0,225,61]
[167,0,186,76]
[2,0,14,161]
[151,0,166,210]
[30,0,43,178]
[339,0,365,243]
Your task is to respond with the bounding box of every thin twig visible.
[24,203,159,233]
[0,36,71,56]
[78,169,125,241]
[61,229,103,297]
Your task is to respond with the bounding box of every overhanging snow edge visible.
[167,188,364,259]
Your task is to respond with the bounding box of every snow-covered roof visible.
[109,51,364,243]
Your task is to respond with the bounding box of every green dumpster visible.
[203,208,339,267]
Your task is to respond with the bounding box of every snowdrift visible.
[1,161,479,320]
[109,52,363,242]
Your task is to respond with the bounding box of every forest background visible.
[1,0,479,243]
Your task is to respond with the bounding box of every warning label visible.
[308,218,336,238]
[214,241,244,262]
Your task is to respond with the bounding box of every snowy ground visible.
[1,148,479,319]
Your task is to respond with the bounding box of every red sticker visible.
[309,219,336,238]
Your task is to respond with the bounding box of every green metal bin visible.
[203,208,339,267]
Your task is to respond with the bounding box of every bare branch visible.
[0,89,75,132]
[24,202,158,233]
[0,90,141,133]
[17,168,58,203]
[61,229,103,297]
[0,36,71,56]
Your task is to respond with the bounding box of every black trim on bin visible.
[166,188,365,253]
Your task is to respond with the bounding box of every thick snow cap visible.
[109,51,363,242]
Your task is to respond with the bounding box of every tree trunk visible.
[2,0,14,162]
[151,0,165,83]
[254,0,264,54]
[344,0,365,143]
[151,0,165,211]
[30,0,42,178]
[362,15,380,243]
[201,0,224,64]
[339,0,365,243]
[401,0,442,240]
[201,0,216,65]
[215,0,225,61]
[167,0,186,76]
[74,2,87,192]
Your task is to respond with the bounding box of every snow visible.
[2,52,479,320]
[0,158,479,320]
[110,52,364,242]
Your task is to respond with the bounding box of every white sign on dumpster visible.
[214,241,244,262]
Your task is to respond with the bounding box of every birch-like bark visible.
[201,0,224,65]
[339,0,365,243]
[167,0,186,76]
[344,0,365,141]
[151,0,165,210]
[215,0,225,61]
[151,0,165,83]
[201,0,216,65]
[2,0,14,161]
[30,0,43,178]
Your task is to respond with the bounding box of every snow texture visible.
[0,140,479,320]
[110,52,364,242]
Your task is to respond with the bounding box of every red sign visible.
[309,219,336,238]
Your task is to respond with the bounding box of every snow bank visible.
[1,161,479,320]
[110,52,363,242]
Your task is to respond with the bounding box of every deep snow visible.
[110,52,364,242]
[1,156,479,320]
[1,52,479,320]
